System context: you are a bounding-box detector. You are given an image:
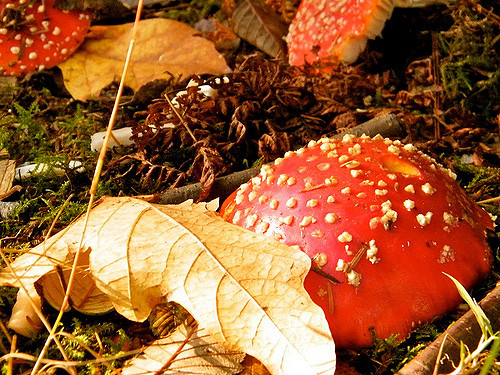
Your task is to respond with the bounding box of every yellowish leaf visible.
[59,19,231,101]
[0,197,336,375]
[0,159,15,199]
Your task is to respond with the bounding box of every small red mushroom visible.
[220,134,493,348]
[0,0,91,76]
[287,0,436,65]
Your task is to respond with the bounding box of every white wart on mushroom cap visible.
[221,134,493,348]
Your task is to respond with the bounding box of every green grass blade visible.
[444,273,493,337]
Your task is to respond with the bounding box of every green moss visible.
[160,0,222,25]
[4,314,137,375]
[0,102,46,161]
[0,98,106,237]
[355,323,443,374]
[61,316,140,374]
[439,2,500,120]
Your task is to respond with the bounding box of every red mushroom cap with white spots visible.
[287,0,395,65]
[0,0,91,76]
[220,134,493,348]
[287,0,438,65]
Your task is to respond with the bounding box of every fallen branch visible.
[157,113,405,204]
[397,281,500,375]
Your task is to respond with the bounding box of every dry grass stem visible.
[29,1,145,374]
[7,334,16,375]
[0,251,70,364]
[0,349,142,369]
[43,194,74,243]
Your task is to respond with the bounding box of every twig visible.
[165,95,197,143]
[336,112,404,138]
[397,282,500,375]
[432,332,449,375]
[0,251,71,366]
[157,113,405,204]
[158,167,261,205]
[477,196,500,205]
[44,194,74,242]
[7,334,15,375]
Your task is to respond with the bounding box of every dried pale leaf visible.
[122,321,244,374]
[38,249,114,314]
[0,159,15,198]
[88,197,335,374]
[59,19,231,100]
[231,0,288,58]
[7,284,43,337]
[0,197,336,374]
[0,217,114,315]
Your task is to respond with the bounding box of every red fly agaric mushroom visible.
[0,0,91,76]
[287,0,437,65]
[220,134,493,348]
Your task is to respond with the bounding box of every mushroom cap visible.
[287,0,395,65]
[0,0,91,76]
[220,135,493,347]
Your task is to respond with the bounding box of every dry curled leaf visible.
[0,223,115,314]
[122,320,245,374]
[59,19,231,100]
[0,197,336,375]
